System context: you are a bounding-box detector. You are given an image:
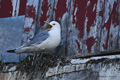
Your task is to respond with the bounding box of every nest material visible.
[0,61,3,71]
[20,53,70,76]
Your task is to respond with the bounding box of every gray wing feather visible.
[25,31,49,46]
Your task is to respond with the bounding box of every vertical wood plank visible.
[69,0,88,56]
[118,0,120,49]
[100,0,120,52]
[0,0,12,18]
[66,0,105,56]
[22,0,39,44]
[0,0,119,60]
[37,0,55,31]
[83,0,104,56]
[0,0,27,18]
[53,0,68,56]
[11,0,20,16]
[18,0,27,15]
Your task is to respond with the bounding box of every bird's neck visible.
[49,28,61,37]
[51,27,61,33]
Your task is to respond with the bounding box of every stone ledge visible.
[46,55,120,78]
[1,55,120,80]
[46,64,87,77]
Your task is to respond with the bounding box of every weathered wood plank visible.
[84,0,98,54]
[68,0,88,56]
[37,0,55,30]
[83,0,104,56]
[19,0,27,15]
[0,0,13,17]
[53,0,69,55]
[22,0,39,44]
[0,0,27,18]
[100,0,120,52]
[65,0,104,56]
[22,0,55,43]
[0,0,119,61]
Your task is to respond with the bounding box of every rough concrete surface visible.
[0,55,120,80]
[0,16,25,62]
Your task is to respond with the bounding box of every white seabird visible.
[7,21,61,53]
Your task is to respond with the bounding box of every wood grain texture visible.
[22,0,120,57]
[1,0,120,62]
[0,0,27,18]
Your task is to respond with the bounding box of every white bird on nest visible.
[7,21,61,53]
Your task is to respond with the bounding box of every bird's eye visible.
[53,23,55,25]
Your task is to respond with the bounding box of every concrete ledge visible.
[46,64,86,77]
[46,55,120,78]
[1,55,120,80]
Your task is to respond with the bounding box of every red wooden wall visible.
[0,0,120,58]
[0,0,27,18]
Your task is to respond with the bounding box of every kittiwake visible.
[7,21,61,53]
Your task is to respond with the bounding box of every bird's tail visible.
[7,47,29,54]
[7,49,16,53]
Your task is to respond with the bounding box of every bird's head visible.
[44,21,60,31]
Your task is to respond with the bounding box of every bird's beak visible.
[44,21,52,31]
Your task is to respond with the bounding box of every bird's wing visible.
[25,31,49,46]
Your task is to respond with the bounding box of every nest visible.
[20,53,70,76]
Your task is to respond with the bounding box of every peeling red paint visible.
[23,21,35,33]
[76,40,81,53]
[21,0,40,45]
[66,30,71,39]
[111,33,113,38]
[86,37,95,52]
[102,10,111,50]
[0,0,12,18]
[73,0,87,38]
[72,7,76,24]
[1,0,118,58]
[23,1,39,34]
[0,0,27,18]
[102,26,110,50]
[19,0,27,15]
[55,0,68,21]
[110,40,113,47]
[22,0,120,57]
[111,2,119,26]
[102,1,119,50]
[23,27,30,33]
[86,0,97,33]
[26,5,36,19]
[40,0,49,26]
[102,42,108,50]
[98,0,104,16]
